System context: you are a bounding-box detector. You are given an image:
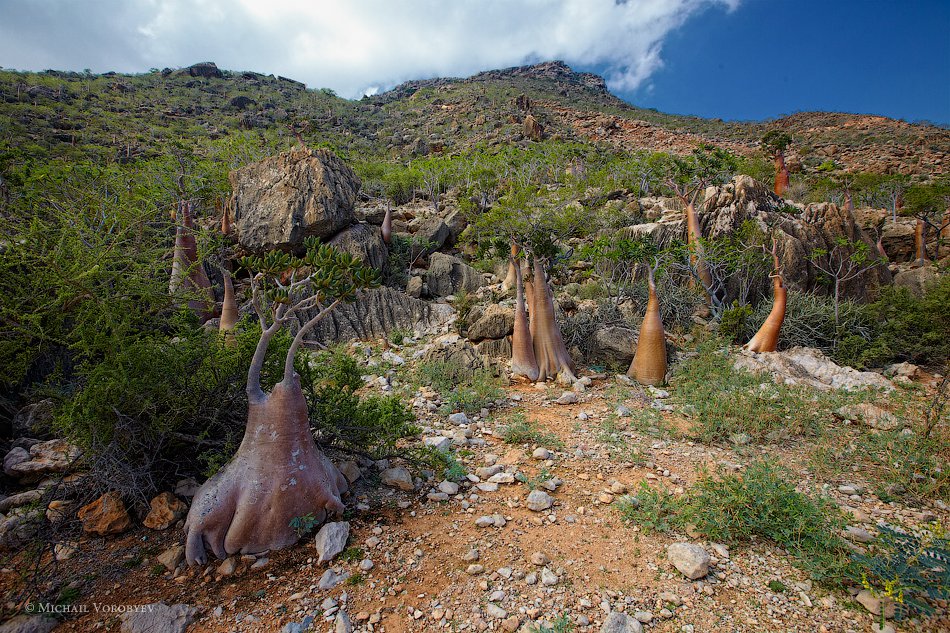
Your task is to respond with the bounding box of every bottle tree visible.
[761,130,793,197]
[745,237,786,353]
[184,238,380,565]
[665,144,738,298]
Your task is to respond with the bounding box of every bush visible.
[719,301,754,344]
[415,358,504,414]
[499,412,562,449]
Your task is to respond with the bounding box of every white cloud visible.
[0,0,739,98]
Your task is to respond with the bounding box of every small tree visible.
[184,238,380,565]
[761,130,792,197]
[809,237,885,327]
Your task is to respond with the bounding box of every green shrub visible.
[416,358,503,414]
[719,301,754,344]
[670,337,830,443]
[499,412,563,449]
[617,483,680,533]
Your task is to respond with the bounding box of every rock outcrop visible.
[230,147,360,253]
[734,347,893,392]
[302,287,454,344]
[328,223,388,271]
[426,253,485,298]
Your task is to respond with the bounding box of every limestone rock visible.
[314,521,350,564]
[523,114,543,141]
[734,347,893,392]
[601,612,643,633]
[467,305,514,341]
[526,490,554,511]
[157,545,185,571]
[143,492,188,530]
[411,217,451,255]
[667,543,710,580]
[0,616,59,633]
[119,602,197,633]
[836,403,901,431]
[381,466,414,491]
[591,326,637,367]
[474,337,512,360]
[421,340,485,381]
[305,287,454,344]
[77,491,132,536]
[893,265,940,298]
[230,146,359,253]
[328,223,388,271]
[4,439,81,482]
[425,253,485,298]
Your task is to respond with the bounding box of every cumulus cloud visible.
[0,0,739,97]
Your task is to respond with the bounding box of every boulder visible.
[328,223,388,271]
[467,305,514,340]
[411,217,451,255]
[667,543,710,580]
[601,612,643,633]
[314,521,350,564]
[178,62,223,78]
[77,491,132,536]
[474,337,512,359]
[3,439,81,483]
[119,603,197,633]
[879,219,917,262]
[523,114,543,141]
[230,147,359,253]
[443,210,468,246]
[426,253,485,298]
[591,326,637,367]
[12,399,54,439]
[893,265,940,298]
[303,287,454,344]
[143,492,188,530]
[421,341,485,381]
[380,467,414,491]
[734,347,893,392]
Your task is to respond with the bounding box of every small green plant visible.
[528,614,574,633]
[499,413,563,449]
[719,301,754,344]
[854,523,949,624]
[767,580,788,593]
[338,547,364,563]
[346,572,365,585]
[617,483,681,533]
[289,513,320,537]
[516,467,554,491]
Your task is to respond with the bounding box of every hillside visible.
[1,60,947,178]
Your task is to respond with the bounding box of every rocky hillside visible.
[1,60,947,177]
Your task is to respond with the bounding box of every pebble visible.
[526,489,554,511]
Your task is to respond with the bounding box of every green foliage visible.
[415,358,503,414]
[761,130,793,155]
[617,483,680,533]
[670,337,831,443]
[855,523,950,622]
[719,301,755,344]
[527,615,574,633]
[305,348,419,459]
[499,412,563,449]
[289,513,321,537]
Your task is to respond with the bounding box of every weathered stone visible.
[734,347,893,392]
[45,500,74,524]
[411,217,451,254]
[474,337,512,360]
[406,276,424,298]
[143,492,188,530]
[0,489,43,514]
[601,611,643,633]
[425,253,485,298]
[667,543,710,579]
[336,460,362,483]
[230,146,359,253]
[314,521,350,564]
[591,326,637,367]
[4,439,81,482]
[836,403,901,431]
[893,265,940,298]
[2,447,29,477]
[119,602,197,633]
[523,114,543,141]
[157,545,185,571]
[381,466,414,491]
[178,61,223,78]
[526,490,554,511]
[305,287,454,344]
[421,340,485,381]
[467,305,514,341]
[328,223,388,271]
[77,491,132,536]
[856,589,896,618]
[12,399,54,439]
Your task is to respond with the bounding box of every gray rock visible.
[421,341,485,381]
[156,545,185,571]
[119,603,197,633]
[406,276,424,298]
[893,265,939,298]
[2,447,29,477]
[448,412,470,425]
[474,337,512,360]
[4,440,80,482]
[836,403,901,431]
[532,448,551,460]
[540,567,559,586]
[425,253,485,298]
[314,521,350,564]
[0,616,59,633]
[336,460,362,483]
[318,568,350,590]
[438,481,460,495]
[231,147,358,253]
[424,436,452,452]
[526,490,554,512]
[381,466,414,491]
[328,223,388,271]
[411,217,451,255]
[556,392,578,405]
[734,347,893,392]
[601,611,643,633]
[667,543,710,580]
[467,305,514,341]
[592,326,637,367]
[334,612,353,633]
[306,287,454,345]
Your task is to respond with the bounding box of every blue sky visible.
[611,0,950,124]
[0,0,947,124]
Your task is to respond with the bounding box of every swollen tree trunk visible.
[940,208,950,259]
[773,152,789,197]
[381,204,392,245]
[843,189,854,213]
[510,254,539,381]
[169,201,215,321]
[501,243,520,293]
[684,202,712,291]
[914,218,930,266]
[627,264,667,385]
[219,270,238,341]
[185,306,348,565]
[876,235,888,262]
[529,258,577,385]
[746,240,787,353]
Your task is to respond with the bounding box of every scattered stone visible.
[381,466,414,491]
[485,603,507,619]
[143,492,188,530]
[532,448,551,460]
[314,521,350,564]
[318,568,350,590]
[216,557,238,576]
[540,568,559,586]
[359,559,374,571]
[466,564,484,575]
[0,616,59,633]
[334,611,353,633]
[3,439,81,482]
[844,526,874,543]
[526,490,554,511]
[337,460,362,483]
[556,392,578,405]
[423,436,452,452]
[448,412,470,425]
[836,403,901,431]
[77,491,132,536]
[633,611,653,624]
[438,481,460,495]
[53,542,77,561]
[119,603,197,633]
[157,545,185,571]
[601,611,643,633]
[530,552,550,566]
[615,405,632,418]
[856,590,895,618]
[667,543,710,580]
